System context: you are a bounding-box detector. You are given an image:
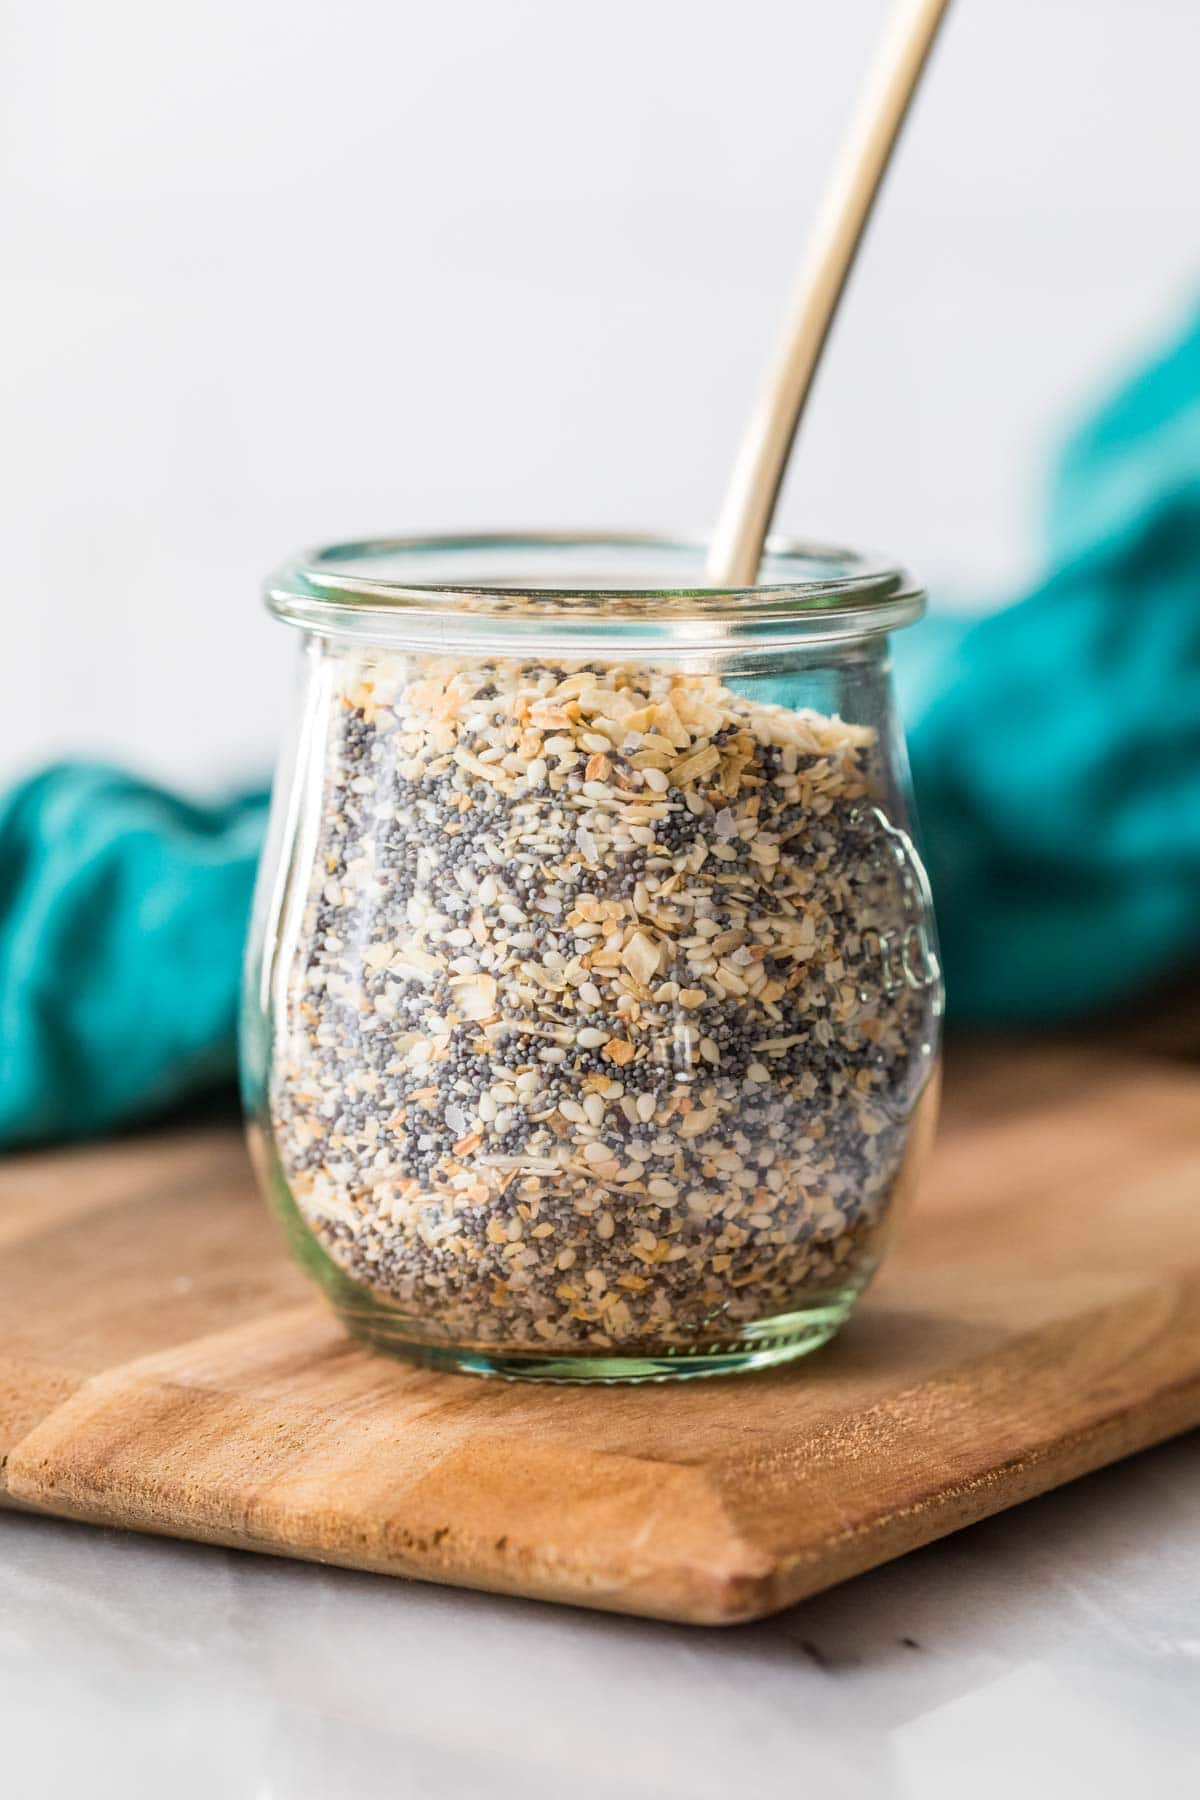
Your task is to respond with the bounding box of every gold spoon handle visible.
[707,0,954,588]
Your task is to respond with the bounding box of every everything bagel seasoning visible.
[270,655,934,1355]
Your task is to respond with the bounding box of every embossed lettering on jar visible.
[242,535,942,1381]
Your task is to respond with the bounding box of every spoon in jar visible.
[706,0,953,588]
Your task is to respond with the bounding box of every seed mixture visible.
[270,655,936,1355]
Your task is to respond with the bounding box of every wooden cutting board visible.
[3,1039,1199,1625]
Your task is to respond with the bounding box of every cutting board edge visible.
[5,1358,1200,1626]
[757,1370,1200,1618]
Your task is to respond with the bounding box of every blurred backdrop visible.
[3,0,1198,788]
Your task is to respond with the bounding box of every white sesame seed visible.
[280,657,917,1356]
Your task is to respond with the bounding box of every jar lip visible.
[264,530,925,654]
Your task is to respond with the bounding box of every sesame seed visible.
[272,651,936,1362]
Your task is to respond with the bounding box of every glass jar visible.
[242,533,942,1382]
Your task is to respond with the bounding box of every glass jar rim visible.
[265,530,925,658]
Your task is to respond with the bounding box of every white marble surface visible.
[4,1436,1200,1799]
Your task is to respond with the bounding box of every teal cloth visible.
[0,766,268,1146]
[897,307,1200,1021]
[2,309,1199,1146]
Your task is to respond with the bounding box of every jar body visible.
[243,630,941,1380]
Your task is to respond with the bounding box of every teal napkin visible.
[2,306,1198,1146]
[898,306,1200,1021]
[0,766,267,1145]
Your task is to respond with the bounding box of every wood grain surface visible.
[2,1040,1199,1625]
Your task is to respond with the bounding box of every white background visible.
[3,0,1197,788]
